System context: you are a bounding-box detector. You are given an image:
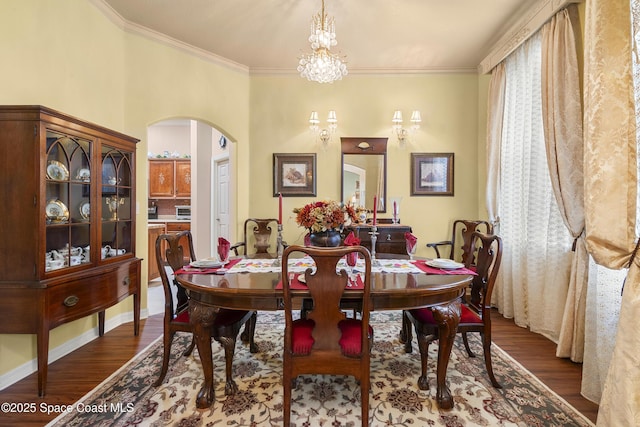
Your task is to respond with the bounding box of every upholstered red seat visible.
[409,304,482,325]
[291,319,315,354]
[282,245,373,427]
[292,318,373,356]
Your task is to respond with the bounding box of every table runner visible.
[177,257,474,276]
[275,272,364,290]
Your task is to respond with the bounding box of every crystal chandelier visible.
[297,0,347,84]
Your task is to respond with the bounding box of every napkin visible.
[344,232,361,266]
[217,237,230,262]
[344,231,361,246]
[405,232,417,252]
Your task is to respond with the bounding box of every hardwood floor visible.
[0,309,598,426]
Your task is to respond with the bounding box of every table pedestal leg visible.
[189,300,217,409]
[431,299,461,410]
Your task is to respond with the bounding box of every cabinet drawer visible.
[116,261,140,299]
[344,225,412,256]
[166,222,190,232]
[47,263,138,327]
[377,229,407,244]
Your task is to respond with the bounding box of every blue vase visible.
[309,230,341,247]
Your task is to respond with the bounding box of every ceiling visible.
[100,0,534,74]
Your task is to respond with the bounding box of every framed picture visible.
[411,153,454,196]
[273,153,317,197]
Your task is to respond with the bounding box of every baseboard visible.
[0,308,149,391]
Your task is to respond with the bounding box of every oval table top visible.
[177,266,471,312]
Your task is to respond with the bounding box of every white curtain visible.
[581,263,624,403]
[486,63,505,231]
[492,31,574,341]
[540,6,588,363]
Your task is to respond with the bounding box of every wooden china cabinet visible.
[0,106,141,397]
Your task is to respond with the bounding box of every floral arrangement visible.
[293,200,357,233]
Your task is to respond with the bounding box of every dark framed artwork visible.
[273,153,317,197]
[411,153,454,196]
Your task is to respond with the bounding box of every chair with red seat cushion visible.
[426,219,493,266]
[282,245,373,427]
[405,232,503,389]
[154,231,256,394]
[400,220,492,347]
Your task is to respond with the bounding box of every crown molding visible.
[89,0,249,74]
[478,0,583,74]
[249,67,479,77]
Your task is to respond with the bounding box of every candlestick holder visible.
[369,225,381,266]
[273,223,284,267]
[389,196,402,225]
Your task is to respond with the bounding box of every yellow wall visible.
[0,0,488,384]
[0,0,250,380]
[250,74,482,252]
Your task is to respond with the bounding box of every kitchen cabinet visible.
[149,159,191,198]
[166,221,192,261]
[0,105,141,397]
[148,224,166,280]
[149,220,192,262]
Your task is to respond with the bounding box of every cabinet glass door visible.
[100,146,133,259]
[45,130,92,272]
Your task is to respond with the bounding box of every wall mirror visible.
[341,137,387,212]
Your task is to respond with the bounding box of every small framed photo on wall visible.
[273,153,317,196]
[411,153,454,196]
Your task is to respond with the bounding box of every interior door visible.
[214,157,230,241]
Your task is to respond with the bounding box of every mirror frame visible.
[340,137,388,213]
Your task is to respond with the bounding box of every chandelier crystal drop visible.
[297,0,347,84]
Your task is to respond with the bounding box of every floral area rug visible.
[48,311,594,427]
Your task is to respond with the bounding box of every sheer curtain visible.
[491,32,573,340]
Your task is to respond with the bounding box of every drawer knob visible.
[386,234,392,241]
[63,295,79,307]
[123,276,130,286]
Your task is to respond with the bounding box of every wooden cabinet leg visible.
[98,311,105,336]
[37,328,49,397]
[133,292,140,336]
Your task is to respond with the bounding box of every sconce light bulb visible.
[392,110,403,124]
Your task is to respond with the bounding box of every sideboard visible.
[343,223,412,255]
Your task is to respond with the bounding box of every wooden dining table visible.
[176,257,472,411]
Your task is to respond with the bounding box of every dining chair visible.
[404,232,503,388]
[230,218,280,256]
[401,220,493,347]
[230,218,281,344]
[426,219,493,267]
[282,245,373,427]
[154,230,256,394]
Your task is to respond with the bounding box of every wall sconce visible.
[392,110,421,144]
[309,110,338,146]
